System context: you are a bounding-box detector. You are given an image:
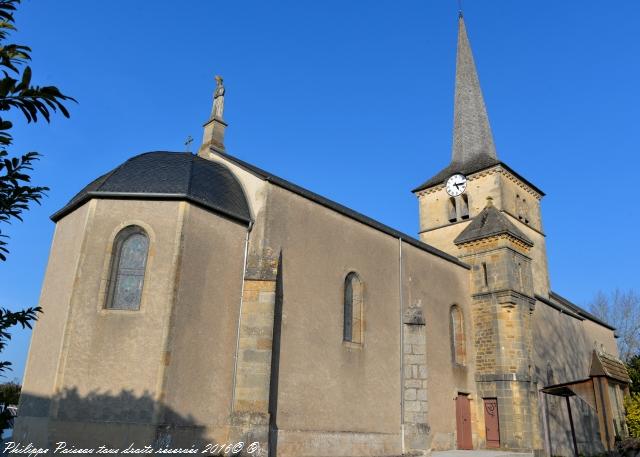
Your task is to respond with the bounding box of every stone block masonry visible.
[230,277,277,456]
[403,307,429,453]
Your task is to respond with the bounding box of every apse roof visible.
[51,151,252,224]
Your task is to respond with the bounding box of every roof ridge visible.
[215,150,470,269]
[186,153,195,196]
[454,204,533,246]
[549,291,615,330]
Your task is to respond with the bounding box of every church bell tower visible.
[413,12,550,298]
[413,13,549,452]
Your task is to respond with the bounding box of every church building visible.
[15,13,630,457]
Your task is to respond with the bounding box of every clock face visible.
[445,173,467,197]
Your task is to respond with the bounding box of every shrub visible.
[625,394,640,438]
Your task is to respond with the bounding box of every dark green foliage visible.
[0,380,20,432]
[0,0,74,393]
[0,0,75,261]
[0,380,20,405]
[0,306,40,374]
[0,150,47,260]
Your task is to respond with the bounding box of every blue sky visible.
[1,0,639,381]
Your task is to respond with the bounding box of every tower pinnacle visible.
[451,14,497,165]
[199,75,227,157]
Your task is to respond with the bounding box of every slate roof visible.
[453,203,533,246]
[534,292,616,331]
[52,149,468,269]
[412,16,545,197]
[451,15,497,167]
[216,151,469,269]
[51,152,252,224]
[548,291,616,331]
[412,154,500,192]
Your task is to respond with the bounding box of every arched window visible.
[447,197,457,223]
[450,305,466,365]
[460,194,470,220]
[344,272,363,343]
[516,194,530,224]
[106,226,149,310]
[522,199,529,225]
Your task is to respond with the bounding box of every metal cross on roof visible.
[185,135,194,152]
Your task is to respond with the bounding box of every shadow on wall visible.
[11,389,260,456]
[534,310,603,456]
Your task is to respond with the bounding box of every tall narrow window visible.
[448,197,457,223]
[106,226,149,310]
[481,262,489,287]
[517,262,524,291]
[460,194,470,220]
[516,194,523,221]
[344,272,363,343]
[450,305,466,365]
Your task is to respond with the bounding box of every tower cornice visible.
[414,163,544,200]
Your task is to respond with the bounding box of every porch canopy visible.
[541,378,597,410]
[540,350,631,457]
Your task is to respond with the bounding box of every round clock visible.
[445,173,467,197]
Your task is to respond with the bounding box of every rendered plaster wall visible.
[46,199,184,448]
[262,184,402,456]
[16,200,245,449]
[533,302,617,455]
[14,202,93,447]
[250,183,472,456]
[160,203,248,446]
[401,242,475,450]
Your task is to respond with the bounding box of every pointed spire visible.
[199,75,227,157]
[451,15,497,165]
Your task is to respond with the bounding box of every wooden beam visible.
[565,396,579,457]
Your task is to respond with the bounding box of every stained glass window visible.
[106,227,149,310]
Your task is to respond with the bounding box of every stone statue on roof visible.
[213,75,225,119]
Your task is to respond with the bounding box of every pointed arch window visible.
[450,305,466,365]
[106,226,149,310]
[344,272,363,344]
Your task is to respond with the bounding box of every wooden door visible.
[484,398,500,448]
[456,394,473,449]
